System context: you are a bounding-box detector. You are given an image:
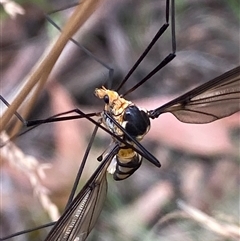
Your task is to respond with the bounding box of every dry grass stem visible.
[0,0,104,132]
[178,200,240,240]
[1,132,60,221]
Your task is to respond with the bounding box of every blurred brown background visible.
[0,0,239,240]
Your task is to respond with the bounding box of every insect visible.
[1,0,240,240]
[36,63,239,241]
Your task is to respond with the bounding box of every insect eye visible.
[104,95,109,104]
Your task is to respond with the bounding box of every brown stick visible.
[0,0,104,132]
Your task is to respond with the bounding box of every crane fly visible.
[43,65,240,241]
[0,0,240,240]
[2,65,239,241]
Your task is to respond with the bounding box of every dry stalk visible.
[0,0,104,133]
[0,132,59,221]
[178,200,240,240]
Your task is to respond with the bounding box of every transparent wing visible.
[149,66,240,123]
[45,145,119,241]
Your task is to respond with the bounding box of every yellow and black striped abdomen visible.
[113,148,142,180]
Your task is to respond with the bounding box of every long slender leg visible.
[65,124,99,209]
[117,0,176,95]
[0,96,100,145]
[45,14,114,84]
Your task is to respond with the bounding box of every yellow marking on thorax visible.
[95,87,133,128]
[95,87,132,115]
